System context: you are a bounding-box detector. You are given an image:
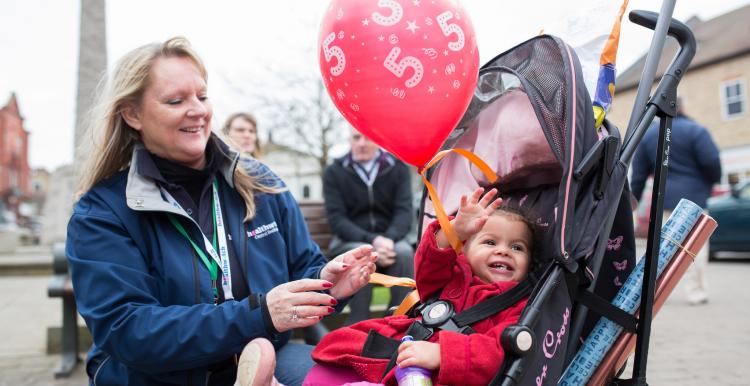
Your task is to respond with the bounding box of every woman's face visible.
[123,56,212,169]
[227,117,257,156]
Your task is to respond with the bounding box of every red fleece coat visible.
[312,220,528,385]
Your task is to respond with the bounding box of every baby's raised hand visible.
[453,188,503,240]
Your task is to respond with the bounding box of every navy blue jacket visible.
[631,115,722,209]
[66,143,328,385]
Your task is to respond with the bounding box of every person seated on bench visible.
[66,36,377,386]
[323,128,415,326]
[240,187,541,385]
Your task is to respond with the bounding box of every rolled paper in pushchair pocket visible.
[558,199,705,386]
[587,212,717,385]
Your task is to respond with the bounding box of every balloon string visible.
[369,272,416,288]
[419,149,498,254]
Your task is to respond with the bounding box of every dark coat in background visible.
[631,114,722,209]
[323,152,413,244]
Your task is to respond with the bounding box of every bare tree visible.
[222,64,348,175]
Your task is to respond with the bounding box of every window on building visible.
[721,79,746,119]
[302,185,310,199]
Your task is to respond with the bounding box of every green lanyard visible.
[167,184,221,303]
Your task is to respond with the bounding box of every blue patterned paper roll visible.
[558,199,703,386]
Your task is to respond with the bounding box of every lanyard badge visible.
[163,180,234,303]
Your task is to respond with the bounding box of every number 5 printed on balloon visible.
[371,0,403,26]
[436,11,465,51]
[384,47,424,88]
[322,32,346,76]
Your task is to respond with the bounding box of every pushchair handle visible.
[628,10,696,76]
[621,10,697,165]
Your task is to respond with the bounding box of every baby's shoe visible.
[235,338,282,386]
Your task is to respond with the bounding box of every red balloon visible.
[319,0,479,168]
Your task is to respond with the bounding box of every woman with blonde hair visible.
[67,36,376,386]
[222,112,262,158]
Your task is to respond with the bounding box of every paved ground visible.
[0,243,748,385]
[628,262,750,385]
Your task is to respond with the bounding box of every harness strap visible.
[453,278,534,327]
[362,330,401,359]
[365,278,535,381]
[575,289,638,333]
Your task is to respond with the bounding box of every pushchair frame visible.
[492,7,698,386]
[413,4,698,386]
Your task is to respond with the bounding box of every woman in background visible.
[223,112,262,158]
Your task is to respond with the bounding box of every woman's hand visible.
[452,187,503,240]
[396,340,441,370]
[320,245,378,299]
[265,279,337,332]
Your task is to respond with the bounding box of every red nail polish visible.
[328,307,335,313]
[319,316,324,320]
[323,282,333,288]
[330,298,338,305]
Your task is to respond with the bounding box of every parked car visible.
[707,181,750,260]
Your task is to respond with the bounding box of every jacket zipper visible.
[344,158,395,233]
[191,249,201,304]
[367,185,376,231]
[92,355,111,386]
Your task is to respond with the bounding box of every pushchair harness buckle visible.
[420,300,475,334]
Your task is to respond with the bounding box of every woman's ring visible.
[291,306,299,322]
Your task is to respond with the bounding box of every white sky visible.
[1,0,749,170]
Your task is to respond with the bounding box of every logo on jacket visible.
[247,221,279,240]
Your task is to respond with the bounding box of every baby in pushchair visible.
[306,187,541,385]
[235,187,541,386]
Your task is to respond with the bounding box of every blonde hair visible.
[222,112,263,158]
[76,36,277,221]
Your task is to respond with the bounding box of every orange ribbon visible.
[419,148,498,253]
[369,272,416,288]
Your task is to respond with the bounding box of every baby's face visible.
[464,215,532,284]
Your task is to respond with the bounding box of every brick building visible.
[0,93,31,217]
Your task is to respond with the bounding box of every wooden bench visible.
[298,200,396,324]
[299,200,332,255]
[46,242,81,378]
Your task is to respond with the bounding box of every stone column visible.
[42,0,107,245]
[74,0,107,166]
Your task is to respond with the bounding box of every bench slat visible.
[299,200,326,214]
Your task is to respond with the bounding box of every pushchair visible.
[412,8,701,386]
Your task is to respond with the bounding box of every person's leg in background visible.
[342,283,374,325]
[664,209,709,305]
[275,342,316,386]
[685,239,710,305]
[382,239,415,310]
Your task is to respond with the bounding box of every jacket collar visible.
[341,149,395,170]
[125,135,240,215]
